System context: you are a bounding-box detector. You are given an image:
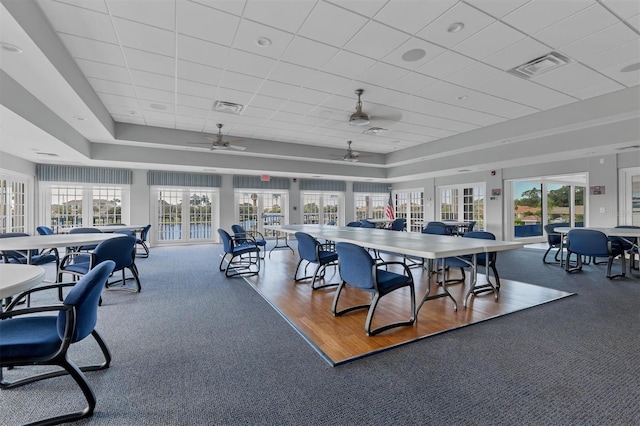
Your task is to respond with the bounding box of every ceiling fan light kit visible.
[349,89,370,126]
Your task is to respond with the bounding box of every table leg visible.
[417,257,458,313]
[269,232,294,257]
[464,252,498,307]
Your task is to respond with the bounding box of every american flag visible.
[385,192,395,220]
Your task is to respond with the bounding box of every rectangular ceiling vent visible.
[507,52,571,79]
[212,100,244,114]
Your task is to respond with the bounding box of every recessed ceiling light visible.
[74,116,87,121]
[0,42,23,53]
[150,103,167,110]
[447,22,465,33]
[621,62,640,73]
[456,95,468,101]
[256,37,272,47]
[402,48,426,62]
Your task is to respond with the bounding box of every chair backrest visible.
[0,232,37,258]
[346,221,361,227]
[217,228,234,253]
[231,224,248,244]
[422,222,449,235]
[466,221,476,233]
[36,226,54,235]
[614,225,640,250]
[326,220,335,226]
[463,231,495,241]
[543,224,562,245]
[295,232,321,262]
[140,224,151,241]
[58,260,116,343]
[359,219,375,228]
[567,229,611,257]
[390,218,406,231]
[93,236,137,270]
[69,227,103,234]
[335,242,375,289]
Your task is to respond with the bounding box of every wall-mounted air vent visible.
[212,100,244,114]
[507,52,571,79]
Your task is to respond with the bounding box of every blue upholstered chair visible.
[613,225,639,273]
[135,224,151,258]
[58,235,141,292]
[566,229,625,278]
[0,260,116,425]
[326,220,336,226]
[437,231,501,289]
[68,227,103,252]
[231,224,267,259]
[333,242,415,336]
[543,224,564,264]
[294,232,339,290]
[218,228,261,277]
[346,221,361,227]
[0,232,59,270]
[388,218,406,231]
[359,219,375,228]
[422,222,452,235]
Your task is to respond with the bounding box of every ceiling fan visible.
[348,89,402,128]
[207,123,246,150]
[331,141,365,162]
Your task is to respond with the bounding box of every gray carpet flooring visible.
[1,244,638,425]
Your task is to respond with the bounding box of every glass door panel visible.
[546,184,570,226]
[514,182,542,238]
[189,191,212,240]
[157,189,182,241]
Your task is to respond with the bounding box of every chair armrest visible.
[248,230,265,240]
[375,260,413,277]
[59,251,94,268]
[3,282,77,312]
[0,303,70,320]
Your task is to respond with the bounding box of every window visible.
[0,172,31,233]
[393,190,424,232]
[301,192,342,225]
[438,184,485,230]
[236,190,288,238]
[354,193,386,221]
[154,187,218,243]
[43,184,129,231]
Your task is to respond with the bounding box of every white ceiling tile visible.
[39,1,117,43]
[225,49,277,78]
[321,94,357,113]
[99,93,140,109]
[130,69,175,92]
[290,87,332,105]
[597,63,640,87]
[112,17,175,56]
[144,117,176,128]
[232,19,294,59]
[356,62,409,87]
[139,100,175,114]
[343,21,411,60]
[58,33,126,66]
[382,37,446,71]
[88,78,137,98]
[583,38,640,70]
[136,86,175,104]
[482,37,550,71]
[269,62,317,86]
[416,2,495,49]
[331,0,388,17]
[535,4,620,48]
[503,0,595,34]
[75,59,132,84]
[321,50,376,79]
[362,88,409,106]
[627,13,640,31]
[534,63,625,99]
[218,71,264,93]
[388,71,439,94]
[176,106,209,119]
[123,48,175,76]
[112,114,146,125]
[600,0,640,18]
[417,50,475,80]
[243,0,315,33]
[106,0,175,30]
[177,60,224,85]
[174,118,206,131]
[44,0,108,14]
[278,100,318,116]
[189,0,246,16]
[257,80,300,100]
[214,87,254,105]
[559,23,639,61]
[465,0,530,19]
[177,35,231,69]
[242,105,274,119]
[305,71,352,94]
[453,22,527,61]
[298,1,369,48]
[248,94,288,111]
[280,36,339,68]
[178,93,213,110]
[374,0,457,34]
[176,0,239,46]
[444,62,502,87]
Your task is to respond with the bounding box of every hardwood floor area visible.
[238,249,574,366]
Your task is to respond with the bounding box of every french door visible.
[154,187,218,244]
[236,190,288,238]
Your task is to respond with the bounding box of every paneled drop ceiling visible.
[0,0,639,181]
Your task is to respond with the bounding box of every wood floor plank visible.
[237,250,574,365]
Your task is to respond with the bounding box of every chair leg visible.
[606,254,626,279]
